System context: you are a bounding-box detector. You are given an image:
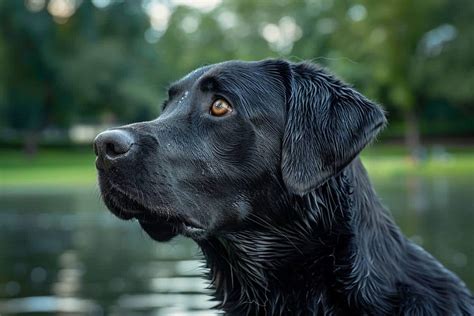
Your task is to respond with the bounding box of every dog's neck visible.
[198,158,405,315]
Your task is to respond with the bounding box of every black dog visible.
[94,60,473,315]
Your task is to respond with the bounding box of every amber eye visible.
[210,99,232,117]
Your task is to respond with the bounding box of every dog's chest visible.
[212,267,351,316]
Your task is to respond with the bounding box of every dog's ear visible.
[280,62,386,195]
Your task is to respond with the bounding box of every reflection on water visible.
[0,175,473,315]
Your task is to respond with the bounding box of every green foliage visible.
[0,0,161,130]
[0,0,472,138]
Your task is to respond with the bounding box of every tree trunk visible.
[23,130,39,157]
[403,108,422,162]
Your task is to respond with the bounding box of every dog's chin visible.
[99,184,208,242]
[138,218,208,241]
[139,221,179,242]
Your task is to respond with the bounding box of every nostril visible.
[94,129,135,162]
[93,141,99,156]
[105,141,131,158]
[105,142,116,157]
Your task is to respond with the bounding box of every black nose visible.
[94,129,134,167]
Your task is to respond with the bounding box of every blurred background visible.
[0,0,473,315]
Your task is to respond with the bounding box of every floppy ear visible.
[281,62,386,195]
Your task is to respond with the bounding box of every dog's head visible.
[94,59,386,242]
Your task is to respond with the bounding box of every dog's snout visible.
[94,129,134,167]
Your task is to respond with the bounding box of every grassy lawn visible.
[362,145,474,178]
[1,146,474,187]
[1,149,97,186]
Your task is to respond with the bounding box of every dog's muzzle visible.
[94,129,208,241]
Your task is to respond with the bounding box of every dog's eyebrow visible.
[167,66,214,100]
[167,84,181,99]
[198,76,219,93]
[162,84,182,111]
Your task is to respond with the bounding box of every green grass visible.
[1,149,97,186]
[361,144,474,177]
[1,146,474,187]
[362,154,474,178]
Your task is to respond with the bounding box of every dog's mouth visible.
[139,217,207,242]
[100,182,207,241]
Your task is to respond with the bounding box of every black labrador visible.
[94,59,473,315]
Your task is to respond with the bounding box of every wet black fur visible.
[96,59,474,315]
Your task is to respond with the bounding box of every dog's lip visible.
[121,200,207,233]
[136,211,207,239]
[181,223,207,239]
[116,205,208,239]
[95,157,104,171]
[100,180,207,238]
[138,217,207,240]
[136,213,204,230]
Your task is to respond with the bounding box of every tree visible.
[1,0,472,154]
[289,0,473,157]
[0,1,161,152]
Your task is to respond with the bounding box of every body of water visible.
[0,174,473,315]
